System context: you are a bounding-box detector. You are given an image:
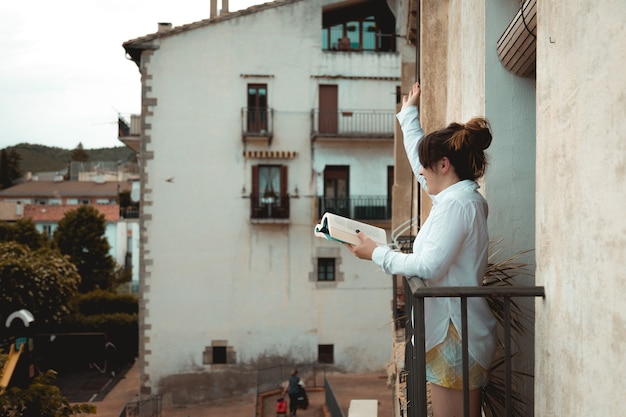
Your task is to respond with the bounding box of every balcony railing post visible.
[461,296,470,417]
[415,292,428,417]
[504,296,512,417]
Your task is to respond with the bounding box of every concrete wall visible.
[535,0,626,415]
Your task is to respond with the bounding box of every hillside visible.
[6,143,136,174]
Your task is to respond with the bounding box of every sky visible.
[0,0,265,150]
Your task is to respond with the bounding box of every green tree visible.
[0,369,96,416]
[0,242,81,327]
[70,143,89,162]
[53,206,115,292]
[0,148,22,189]
[0,219,47,250]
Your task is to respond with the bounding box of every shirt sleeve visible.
[396,106,428,192]
[372,198,469,279]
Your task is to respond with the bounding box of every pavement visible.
[78,360,395,417]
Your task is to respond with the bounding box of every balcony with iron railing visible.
[322,25,396,53]
[398,278,545,417]
[311,110,395,140]
[250,194,290,223]
[242,107,273,145]
[120,206,139,219]
[317,196,391,224]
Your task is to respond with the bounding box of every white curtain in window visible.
[259,166,280,202]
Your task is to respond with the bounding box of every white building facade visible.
[123,0,401,402]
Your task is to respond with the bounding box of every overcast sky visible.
[0,0,264,150]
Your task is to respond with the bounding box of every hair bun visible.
[464,117,492,150]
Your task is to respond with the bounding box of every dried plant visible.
[481,241,535,417]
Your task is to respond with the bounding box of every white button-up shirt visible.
[372,106,496,369]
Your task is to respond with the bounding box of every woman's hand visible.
[401,82,421,110]
[345,231,379,260]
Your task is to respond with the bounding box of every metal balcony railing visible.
[317,196,391,220]
[250,194,290,219]
[402,278,545,417]
[242,107,273,136]
[322,26,396,52]
[120,206,139,219]
[311,109,395,138]
[122,395,162,417]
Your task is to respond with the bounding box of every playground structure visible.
[0,309,34,395]
[0,344,25,395]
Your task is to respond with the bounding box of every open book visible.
[314,212,388,246]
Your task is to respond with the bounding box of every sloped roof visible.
[0,181,131,198]
[23,204,121,222]
[123,0,301,66]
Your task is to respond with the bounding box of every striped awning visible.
[243,150,297,159]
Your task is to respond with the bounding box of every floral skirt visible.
[425,322,489,390]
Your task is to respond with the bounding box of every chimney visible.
[210,0,217,18]
[157,22,172,32]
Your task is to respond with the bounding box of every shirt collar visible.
[432,179,478,204]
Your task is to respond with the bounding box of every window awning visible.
[243,150,297,159]
[497,0,537,78]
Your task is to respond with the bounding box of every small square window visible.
[213,346,227,364]
[318,344,334,364]
[317,258,336,281]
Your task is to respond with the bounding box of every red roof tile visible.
[22,204,121,222]
[0,181,131,198]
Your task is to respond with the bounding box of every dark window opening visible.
[247,84,268,133]
[318,258,336,281]
[318,344,334,364]
[323,165,349,217]
[251,165,289,219]
[322,0,396,52]
[213,346,227,364]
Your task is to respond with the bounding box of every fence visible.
[403,278,545,417]
[120,395,162,417]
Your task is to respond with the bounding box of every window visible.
[317,258,336,281]
[322,165,349,217]
[322,17,381,51]
[203,340,236,365]
[247,84,268,133]
[42,225,52,236]
[311,248,343,285]
[318,344,334,364]
[212,346,227,364]
[251,165,289,219]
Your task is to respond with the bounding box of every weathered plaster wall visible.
[484,1,537,414]
[418,0,538,413]
[135,0,400,403]
[535,0,626,415]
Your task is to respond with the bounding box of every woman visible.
[281,368,301,417]
[348,82,497,417]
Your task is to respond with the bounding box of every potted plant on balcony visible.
[481,243,534,417]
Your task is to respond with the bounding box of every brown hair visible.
[418,117,492,181]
